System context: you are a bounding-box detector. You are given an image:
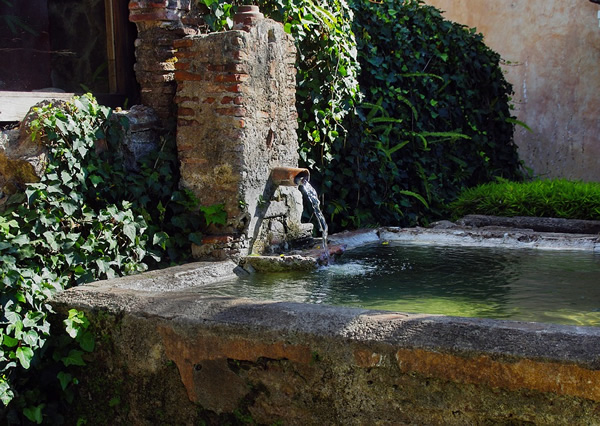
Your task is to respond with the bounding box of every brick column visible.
[129,0,191,124]
[174,16,309,258]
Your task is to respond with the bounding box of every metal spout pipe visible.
[271,167,310,186]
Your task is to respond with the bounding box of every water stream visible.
[296,177,329,260]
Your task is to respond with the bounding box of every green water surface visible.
[200,243,600,326]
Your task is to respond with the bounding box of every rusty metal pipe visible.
[271,167,310,186]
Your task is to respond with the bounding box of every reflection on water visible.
[197,243,600,326]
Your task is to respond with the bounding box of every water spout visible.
[270,167,310,187]
[271,166,329,263]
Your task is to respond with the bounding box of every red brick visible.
[178,107,195,117]
[215,107,247,117]
[129,1,168,10]
[207,63,248,73]
[174,50,196,59]
[203,97,216,104]
[226,84,243,93]
[206,64,225,72]
[129,9,179,22]
[214,73,249,83]
[174,96,192,103]
[174,62,190,70]
[220,96,244,105]
[174,70,203,81]
[177,118,199,127]
[173,38,194,48]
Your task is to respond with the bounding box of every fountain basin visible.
[51,225,600,424]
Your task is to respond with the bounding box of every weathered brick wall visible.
[174,17,308,258]
[129,0,193,123]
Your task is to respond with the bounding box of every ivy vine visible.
[0,95,208,422]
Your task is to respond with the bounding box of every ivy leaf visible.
[62,201,78,216]
[23,403,45,424]
[3,334,19,348]
[89,175,104,186]
[43,231,60,251]
[123,223,137,243]
[22,330,39,346]
[11,234,30,246]
[152,231,169,250]
[61,349,86,367]
[16,346,34,369]
[199,204,227,226]
[0,379,15,406]
[57,371,73,391]
[78,331,95,353]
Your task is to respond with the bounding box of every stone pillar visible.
[174,15,310,259]
[128,0,191,124]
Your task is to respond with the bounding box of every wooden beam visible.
[0,91,76,122]
[105,0,118,93]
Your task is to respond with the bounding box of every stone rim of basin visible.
[239,244,347,273]
[239,215,600,273]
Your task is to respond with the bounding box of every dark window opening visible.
[0,0,139,114]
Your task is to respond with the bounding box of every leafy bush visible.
[450,179,600,220]
[0,95,204,421]
[307,0,523,231]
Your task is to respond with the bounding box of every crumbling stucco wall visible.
[423,0,600,182]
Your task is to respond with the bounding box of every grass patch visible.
[450,179,600,220]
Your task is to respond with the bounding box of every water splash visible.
[296,176,329,262]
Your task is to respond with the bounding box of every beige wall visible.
[423,0,600,181]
